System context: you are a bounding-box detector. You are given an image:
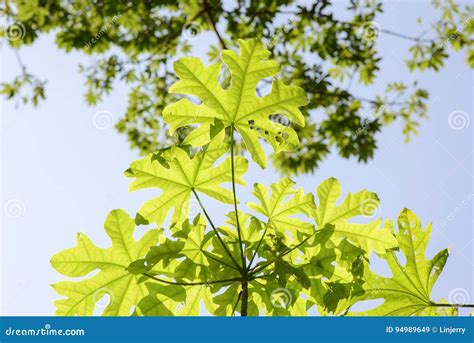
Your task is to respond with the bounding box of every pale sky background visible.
[1,1,473,315]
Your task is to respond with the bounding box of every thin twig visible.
[203,0,228,49]
[380,28,434,43]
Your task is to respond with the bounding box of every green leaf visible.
[50,210,160,316]
[181,217,211,266]
[126,131,248,227]
[135,283,186,316]
[247,178,315,239]
[163,38,308,168]
[353,209,457,316]
[313,177,398,254]
[213,283,241,316]
[177,285,216,315]
[220,211,264,244]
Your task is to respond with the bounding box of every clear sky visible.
[1,1,473,315]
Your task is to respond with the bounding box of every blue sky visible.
[1,1,473,315]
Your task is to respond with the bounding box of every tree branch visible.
[380,28,434,43]
[203,0,228,49]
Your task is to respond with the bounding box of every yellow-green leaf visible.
[353,209,457,316]
[126,131,248,227]
[314,177,398,254]
[51,209,160,316]
[163,38,308,168]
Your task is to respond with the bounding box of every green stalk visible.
[431,303,474,308]
[229,125,248,316]
[192,189,242,272]
[143,273,241,286]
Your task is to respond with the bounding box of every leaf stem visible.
[229,125,249,316]
[431,303,474,308]
[143,273,241,286]
[203,250,240,272]
[247,224,268,270]
[192,189,242,271]
[249,229,317,277]
[229,126,247,272]
[232,291,242,316]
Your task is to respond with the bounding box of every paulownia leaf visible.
[125,131,248,227]
[296,226,365,314]
[313,177,398,254]
[251,278,307,316]
[219,210,264,244]
[50,209,160,316]
[213,283,241,316]
[135,283,186,316]
[353,209,457,316]
[163,38,308,168]
[135,282,216,316]
[247,178,315,239]
[129,216,216,280]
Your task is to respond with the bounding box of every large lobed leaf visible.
[163,38,308,168]
[352,209,457,316]
[125,131,248,227]
[247,178,316,240]
[314,177,398,254]
[50,210,160,316]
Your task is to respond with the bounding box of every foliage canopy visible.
[2,0,474,173]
